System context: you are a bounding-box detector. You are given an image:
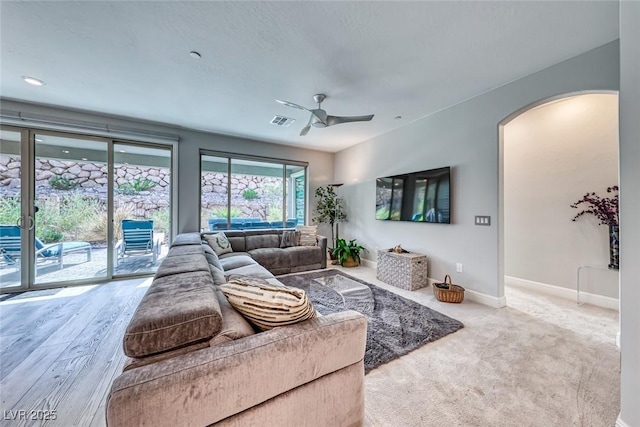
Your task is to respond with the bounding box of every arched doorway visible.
[498,91,619,306]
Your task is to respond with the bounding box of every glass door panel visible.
[201,155,229,231]
[34,133,108,285]
[0,129,25,290]
[286,164,306,228]
[113,143,171,276]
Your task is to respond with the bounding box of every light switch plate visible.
[475,215,491,226]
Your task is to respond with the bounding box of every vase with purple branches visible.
[570,185,619,270]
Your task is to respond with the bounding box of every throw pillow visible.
[280,230,300,248]
[220,276,316,331]
[203,233,233,256]
[296,225,318,246]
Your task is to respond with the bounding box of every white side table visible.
[576,265,619,305]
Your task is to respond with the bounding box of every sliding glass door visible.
[0,125,174,292]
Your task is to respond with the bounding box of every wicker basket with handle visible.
[432,274,465,303]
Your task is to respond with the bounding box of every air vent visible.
[270,115,296,127]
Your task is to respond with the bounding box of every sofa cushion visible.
[224,263,276,280]
[210,290,257,345]
[280,230,300,248]
[201,242,215,255]
[167,244,204,257]
[203,233,233,256]
[171,232,202,247]
[204,252,223,272]
[123,270,223,358]
[246,234,280,251]
[220,276,316,331]
[209,265,227,286]
[287,246,323,267]
[227,236,246,252]
[296,225,318,246]
[248,248,291,275]
[219,254,257,270]
[154,254,210,279]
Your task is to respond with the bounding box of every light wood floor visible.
[0,278,151,427]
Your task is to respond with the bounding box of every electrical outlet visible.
[456,263,463,273]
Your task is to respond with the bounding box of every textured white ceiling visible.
[0,1,619,152]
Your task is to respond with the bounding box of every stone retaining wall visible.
[1,156,285,222]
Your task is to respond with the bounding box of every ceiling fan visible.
[276,94,374,136]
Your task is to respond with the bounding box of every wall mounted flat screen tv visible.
[375,166,450,224]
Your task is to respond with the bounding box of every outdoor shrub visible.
[36,194,101,241]
[49,176,80,190]
[118,177,157,195]
[80,204,134,242]
[38,229,63,244]
[0,196,21,225]
[151,208,170,234]
[242,189,259,200]
[209,206,243,218]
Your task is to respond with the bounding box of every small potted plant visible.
[332,238,366,268]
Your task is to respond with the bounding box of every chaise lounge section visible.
[106,232,366,427]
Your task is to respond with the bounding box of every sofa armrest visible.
[106,310,367,427]
[316,234,328,268]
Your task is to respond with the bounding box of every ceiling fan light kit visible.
[276,94,374,136]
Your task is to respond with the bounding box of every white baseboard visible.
[505,275,619,310]
[361,258,377,269]
[362,258,506,308]
[464,289,507,308]
[616,414,629,427]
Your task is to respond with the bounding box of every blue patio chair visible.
[0,225,92,272]
[116,220,160,266]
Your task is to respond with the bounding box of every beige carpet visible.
[329,266,620,427]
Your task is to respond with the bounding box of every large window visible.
[200,153,307,231]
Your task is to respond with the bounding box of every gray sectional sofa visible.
[106,231,366,427]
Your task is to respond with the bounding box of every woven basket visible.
[432,274,465,303]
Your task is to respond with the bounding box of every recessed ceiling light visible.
[62,150,70,154]
[22,76,45,86]
[190,51,201,59]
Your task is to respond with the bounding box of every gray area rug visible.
[277,270,464,373]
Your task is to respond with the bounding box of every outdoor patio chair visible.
[0,225,92,273]
[116,220,160,267]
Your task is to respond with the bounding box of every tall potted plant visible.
[312,185,347,251]
[570,185,619,269]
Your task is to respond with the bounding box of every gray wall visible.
[504,93,619,296]
[619,1,639,425]
[0,99,335,235]
[334,41,619,300]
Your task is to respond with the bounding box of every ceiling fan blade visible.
[326,114,374,127]
[276,99,310,112]
[299,125,311,136]
[299,114,314,136]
